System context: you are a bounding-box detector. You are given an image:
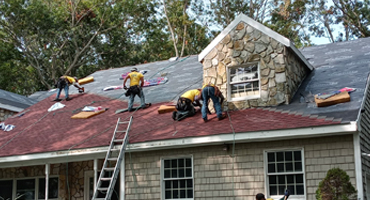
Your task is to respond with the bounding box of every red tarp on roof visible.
[0,93,340,157]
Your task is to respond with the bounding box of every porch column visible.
[45,164,50,200]
[120,153,125,200]
[93,159,98,191]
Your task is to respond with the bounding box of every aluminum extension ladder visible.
[92,116,133,200]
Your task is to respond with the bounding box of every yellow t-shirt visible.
[63,76,76,84]
[128,72,144,86]
[202,83,215,89]
[181,89,201,102]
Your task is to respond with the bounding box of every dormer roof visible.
[198,13,313,70]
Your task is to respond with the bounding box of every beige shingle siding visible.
[124,135,355,200]
[360,80,370,200]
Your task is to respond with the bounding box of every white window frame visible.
[263,148,306,200]
[161,155,194,200]
[0,176,59,200]
[84,171,94,200]
[227,62,261,102]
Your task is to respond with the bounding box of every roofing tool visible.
[78,87,85,93]
[92,116,133,200]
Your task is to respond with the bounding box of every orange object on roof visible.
[158,105,177,114]
[78,77,94,85]
[71,110,105,119]
[315,91,350,107]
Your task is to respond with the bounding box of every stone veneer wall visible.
[0,108,16,122]
[201,22,309,110]
[0,160,96,200]
[124,135,355,200]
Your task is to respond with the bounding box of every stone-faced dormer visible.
[199,14,313,110]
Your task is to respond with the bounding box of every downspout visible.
[120,153,125,200]
[45,163,50,200]
[94,159,98,192]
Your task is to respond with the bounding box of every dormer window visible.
[227,62,260,101]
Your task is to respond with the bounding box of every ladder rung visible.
[116,130,127,133]
[118,121,129,124]
[98,187,108,191]
[107,158,118,161]
[95,198,105,200]
[110,148,120,151]
[114,139,124,143]
[104,167,115,171]
[101,177,112,181]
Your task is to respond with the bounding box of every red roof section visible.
[0,93,340,157]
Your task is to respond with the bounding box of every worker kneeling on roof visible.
[123,67,147,111]
[172,89,202,121]
[54,76,84,101]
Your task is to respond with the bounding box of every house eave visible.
[0,122,357,168]
[0,103,24,112]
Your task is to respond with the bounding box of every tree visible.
[316,168,357,200]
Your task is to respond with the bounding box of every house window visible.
[162,157,193,199]
[265,150,305,198]
[0,177,58,200]
[228,62,260,101]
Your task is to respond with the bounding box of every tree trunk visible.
[163,0,179,58]
[180,0,188,57]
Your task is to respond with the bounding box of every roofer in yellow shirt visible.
[54,75,84,101]
[123,67,147,111]
[172,89,202,121]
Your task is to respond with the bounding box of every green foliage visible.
[316,168,357,200]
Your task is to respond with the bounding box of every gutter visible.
[0,122,357,168]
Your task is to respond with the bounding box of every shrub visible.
[316,168,357,200]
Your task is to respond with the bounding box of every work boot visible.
[65,97,73,101]
[53,98,62,102]
[218,113,227,121]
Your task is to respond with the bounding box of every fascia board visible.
[198,14,291,62]
[290,45,314,70]
[0,122,357,168]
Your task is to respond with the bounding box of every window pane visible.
[286,175,294,184]
[173,180,178,189]
[179,169,185,178]
[294,151,302,161]
[296,185,304,195]
[295,162,302,171]
[0,180,13,200]
[172,169,178,178]
[277,163,285,172]
[39,177,59,199]
[285,162,293,172]
[16,179,35,200]
[229,64,259,83]
[178,159,184,167]
[276,152,284,162]
[186,169,192,178]
[278,175,285,184]
[179,180,185,188]
[269,186,277,195]
[165,181,171,189]
[173,190,179,199]
[187,190,193,198]
[164,169,171,178]
[278,186,285,195]
[187,179,193,188]
[287,185,295,195]
[268,164,275,173]
[269,176,277,184]
[164,160,171,168]
[165,191,171,199]
[267,153,275,162]
[180,190,186,198]
[185,158,191,167]
[296,174,304,183]
[231,82,259,98]
[171,159,178,168]
[285,152,293,161]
